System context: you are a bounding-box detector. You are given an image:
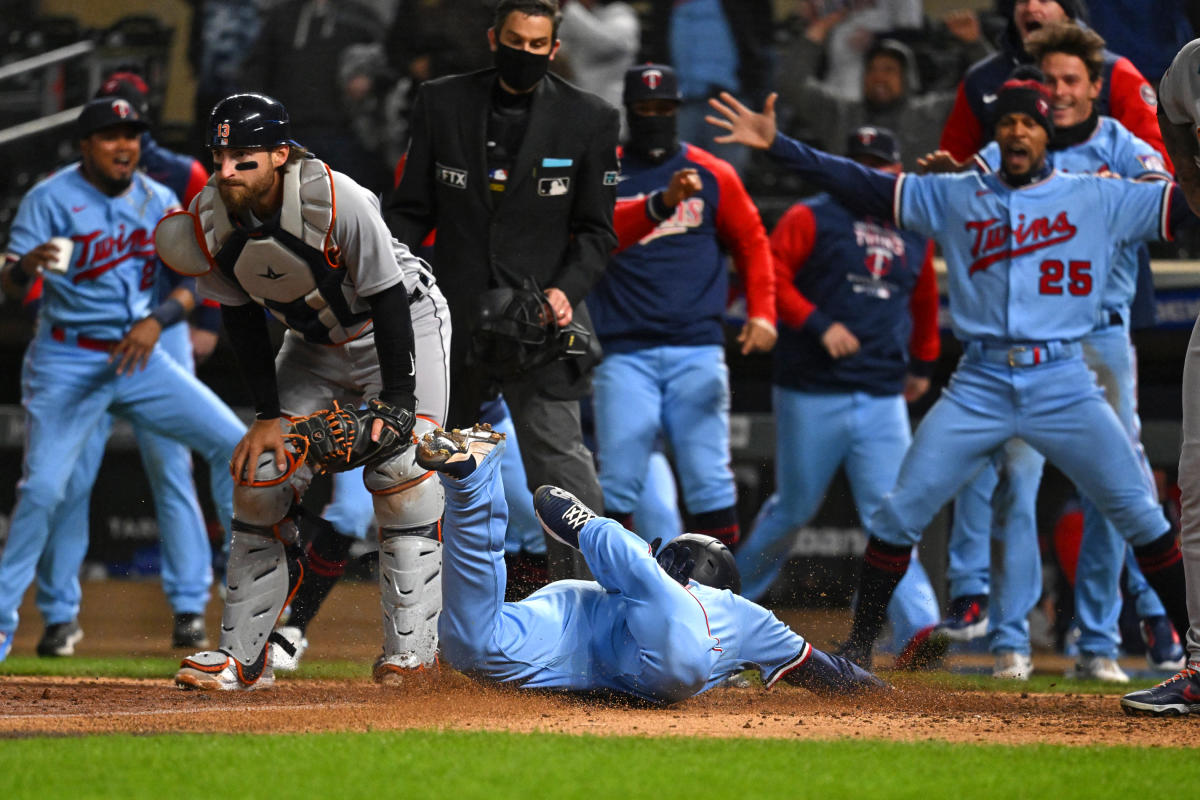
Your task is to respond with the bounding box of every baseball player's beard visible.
[219,175,271,216]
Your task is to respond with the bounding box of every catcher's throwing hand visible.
[706,92,778,150]
[292,398,415,474]
[232,418,291,480]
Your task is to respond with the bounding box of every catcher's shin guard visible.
[218,520,304,673]
[367,417,445,669]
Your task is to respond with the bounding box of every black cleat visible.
[37,620,83,657]
[533,485,596,550]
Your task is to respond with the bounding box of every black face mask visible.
[494,43,550,93]
[626,112,679,163]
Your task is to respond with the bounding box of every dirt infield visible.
[3,580,1198,745]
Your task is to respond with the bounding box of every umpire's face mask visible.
[494,42,551,93]
[626,105,679,163]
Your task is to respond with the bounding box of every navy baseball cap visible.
[624,63,682,105]
[846,126,901,164]
[77,96,149,139]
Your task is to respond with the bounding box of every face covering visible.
[494,42,550,93]
[626,112,679,162]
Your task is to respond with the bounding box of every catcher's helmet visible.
[472,285,556,374]
[655,534,741,594]
[209,93,299,150]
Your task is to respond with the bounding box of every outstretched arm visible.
[706,92,899,221]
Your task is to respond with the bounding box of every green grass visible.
[0,655,367,680]
[1,730,1197,800]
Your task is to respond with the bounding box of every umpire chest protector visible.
[159,157,370,345]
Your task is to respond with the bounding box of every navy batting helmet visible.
[656,534,740,594]
[208,93,299,150]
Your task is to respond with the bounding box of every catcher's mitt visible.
[290,399,415,474]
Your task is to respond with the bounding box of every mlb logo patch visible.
[436,163,467,189]
[538,177,570,197]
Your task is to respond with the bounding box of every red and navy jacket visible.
[940,47,1168,170]
[590,143,774,354]
[771,193,938,396]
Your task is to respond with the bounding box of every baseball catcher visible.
[158,93,452,690]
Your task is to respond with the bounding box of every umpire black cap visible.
[209,93,300,150]
[846,126,901,164]
[624,63,682,106]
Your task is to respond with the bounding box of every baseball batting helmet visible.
[209,93,299,150]
[655,534,741,594]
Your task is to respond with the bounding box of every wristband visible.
[148,297,187,329]
[647,191,673,221]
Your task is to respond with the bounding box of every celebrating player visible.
[157,93,451,690]
[0,98,245,662]
[415,423,887,703]
[705,80,1194,673]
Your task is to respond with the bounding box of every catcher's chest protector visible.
[197,159,371,344]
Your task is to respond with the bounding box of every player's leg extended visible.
[1179,314,1200,665]
[662,345,739,545]
[737,387,848,602]
[592,349,663,521]
[1021,359,1185,640]
[843,393,938,649]
[842,360,1012,665]
[987,439,1045,658]
[366,417,446,680]
[635,450,683,544]
[946,462,999,621]
[427,430,512,672]
[1076,325,1168,664]
[34,417,113,631]
[578,518,716,703]
[0,339,114,645]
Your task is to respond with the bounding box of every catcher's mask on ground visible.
[472,285,591,375]
[654,534,741,594]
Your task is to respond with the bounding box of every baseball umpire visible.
[707,82,1194,670]
[158,93,451,690]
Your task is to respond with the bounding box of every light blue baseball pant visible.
[947,319,1165,657]
[0,329,242,636]
[32,323,240,620]
[593,345,735,516]
[438,437,717,702]
[870,352,1169,568]
[1075,318,1164,657]
[735,387,938,646]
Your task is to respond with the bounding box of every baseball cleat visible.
[533,485,596,550]
[1068,654,1130,683]
[1140,615,1187,673]
[175,649,274,691]
[36,620,83,657]
[0,630,12,662]
[415,424,504,479]
[1121,663,1200,716]
[992,651,1033,680]
[935,593,989,642]
[172,613,209,649]
[893,624,949,671]
[373,652,438,685]
[268,626,308,671]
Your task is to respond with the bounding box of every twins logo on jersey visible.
[853,221,905,279]
[639,197,705,244]
[966,211,1078,274]
[71,225,156,284]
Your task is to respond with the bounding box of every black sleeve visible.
[366,282,417,410]
[220,302,281,419]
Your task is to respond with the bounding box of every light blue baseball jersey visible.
[976,117,1171,311]
[7,164,179,339]
[894,169,1172,342]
